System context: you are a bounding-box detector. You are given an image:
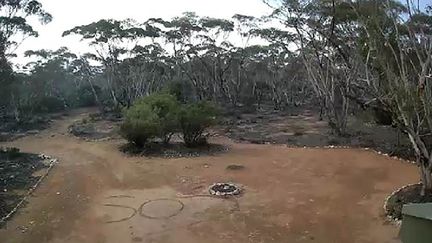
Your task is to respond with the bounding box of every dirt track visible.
[0,109,418,243]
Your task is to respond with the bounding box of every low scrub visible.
[120,94,180,147]
[120,94,219,149]
[179,101,219,147]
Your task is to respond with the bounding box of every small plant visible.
[0,147,21,159]
[179,101,219,147]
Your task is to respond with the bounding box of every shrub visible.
[0,147,21,160]
[373,107,393,126]
[120,104,159,147]
[68,85,101,107]
[139,94,180,143]
[33,96,65,113]
[179,101,219,147]
[120,94,180,147]
[164,80,193,103]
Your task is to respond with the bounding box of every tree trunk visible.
[419,157,432,196]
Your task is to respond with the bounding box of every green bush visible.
[32,96,65,113]
[120,94,180,147]
[179,101,219,147]
[68,85,101,108]
[120,104,159,147]
[164,81,193,103]
[140,94,180,143]
[0,147,21,160]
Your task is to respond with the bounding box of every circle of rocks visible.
[209,183,242,197]
[282,144,417,165]
[383,182,422,226]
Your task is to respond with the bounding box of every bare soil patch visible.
[0,108,419,243]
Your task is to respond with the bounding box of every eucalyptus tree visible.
[68,54,104,107]
[63,19,154,107]
[353,1,432,195]
[148,13,239,102]
[118,43,174,106]
[17,47,80,114]
[266,0,432,195]
[0,0,51,116]
[264,0,361,133]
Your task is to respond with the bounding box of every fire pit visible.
[209,183,241,196]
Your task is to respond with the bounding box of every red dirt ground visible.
[0,109,418,243]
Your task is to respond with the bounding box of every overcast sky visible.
[14,0,271,63]
[14,0,431,64]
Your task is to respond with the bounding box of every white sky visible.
[14,0,272,64]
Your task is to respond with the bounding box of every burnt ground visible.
[68,111,122,141]
[120,140,228,158]
[0,148,47,222]
[69,111,228,158]
[220,106,415,160]
[68,106,415,160]
[0,111,74,142]
[65,105,418,163]
[385,184,432,220]
[0,116,51,142]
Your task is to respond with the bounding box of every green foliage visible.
[62,19,154,44]
[120,94,180,147]
[0,57,14,110]
[0,147,21,160]
[120,103,159,147]
[200,17,234,32]
[139,94,180,143]
[32,96,65,113]
[179,101,219,147]
[68,85,101,107]
[0,0,51,117]
[121,95,218,148]
[164,81,193,103]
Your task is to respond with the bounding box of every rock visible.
[226,164,245,171]
[17,225,28,233]
[26,130,39,135]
